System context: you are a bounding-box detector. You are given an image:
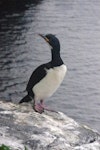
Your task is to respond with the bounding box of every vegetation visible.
[0,144,28,150]
[0,145,10,150]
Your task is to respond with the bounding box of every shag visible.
[19,34,67,113]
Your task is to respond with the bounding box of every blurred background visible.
[0,0,100,132]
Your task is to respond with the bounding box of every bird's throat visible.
[51,49,63,67]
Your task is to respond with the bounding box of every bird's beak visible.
[39,34,50,43]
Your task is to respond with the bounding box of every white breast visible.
[33,64,67,101]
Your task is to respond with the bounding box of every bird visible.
[19,34,67,113]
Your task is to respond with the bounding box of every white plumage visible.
[33,64,67,101]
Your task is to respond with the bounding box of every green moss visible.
[0,145,28,150]
[24,146,28,150]
[0,144,11,150]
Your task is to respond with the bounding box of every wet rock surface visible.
[0,101,100,150]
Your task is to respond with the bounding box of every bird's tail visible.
[19,95,32,103]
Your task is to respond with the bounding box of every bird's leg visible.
[33,99,44,114]
[33,99,58,113]
[40,100,58,113]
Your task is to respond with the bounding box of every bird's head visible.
[39,34,60,51]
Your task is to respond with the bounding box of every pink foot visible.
[33,100,58,113]
[40,100,58,113]
[34,103,44,114]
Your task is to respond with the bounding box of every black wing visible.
[26,62,52,92]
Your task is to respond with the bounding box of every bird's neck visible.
[51,48,63,67]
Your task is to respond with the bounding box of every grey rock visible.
[0,101,100,150]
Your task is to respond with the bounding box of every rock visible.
[0,101,100,150]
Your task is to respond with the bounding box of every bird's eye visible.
[46,36,50,40]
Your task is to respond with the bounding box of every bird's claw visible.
[33,103,44,114]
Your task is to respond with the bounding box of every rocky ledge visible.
[0,101,100,150]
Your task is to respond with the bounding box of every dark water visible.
[0,0,100,132]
